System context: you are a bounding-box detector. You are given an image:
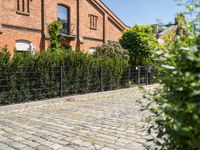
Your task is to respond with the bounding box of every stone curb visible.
[0,84,159,112]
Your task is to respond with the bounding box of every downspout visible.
[76,0,80,50]
[103,13,106,43]
[41,0,45,50]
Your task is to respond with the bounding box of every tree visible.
[120,25,157,66]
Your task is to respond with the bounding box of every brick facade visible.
[0,0,127,56]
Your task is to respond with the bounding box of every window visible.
[17,0,30,15]
[15,40,35,54]
[58,5,70,35]
[89,14,98,30]
[88,47,96,54]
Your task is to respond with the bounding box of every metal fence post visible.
[128,66,131,87]
[60,65,63,97]
[146,66,149,85]
[138,66,140,85]
[100,66,103,91]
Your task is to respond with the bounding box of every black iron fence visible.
[0,66,154,105]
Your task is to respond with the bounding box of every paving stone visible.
[117,138,132,144]
[42,140,54,146]
[21,146,35,150]
[0,142,9,149]
[125,142,145,150]
[50,143,63,150]
[2,147,15,150]
[100,147,115,150]
[9,141,26,149]
[35,145,52,150]
[80,141,92,147]
[25,141,40,147]
[58,147,74,150]
[0,136,9,142]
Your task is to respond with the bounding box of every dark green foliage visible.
[151,33,200,150]
[120,25,157,65]
[150,1,200,149]
[0,48,128,105]
[94,41,129,61]
[0,46,11,66]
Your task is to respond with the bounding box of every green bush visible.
[151,29,200,149]
[120,25,158,65]
[0,49,128,105]
[149,1,200,149]
[94,41,129,61]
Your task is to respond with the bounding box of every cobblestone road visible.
[0,85,158,150]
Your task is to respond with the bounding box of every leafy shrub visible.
[151,25,200,149]
[150,1,200,148]
[120,25,158,65]
[94,41,129,61]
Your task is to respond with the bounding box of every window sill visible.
[59,33,77,41]
[0,25,3,34]
[90,27,97,30]
[16,11,30,16]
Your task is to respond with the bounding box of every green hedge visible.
[0,49,129,105]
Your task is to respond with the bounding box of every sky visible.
[102,0,186,26]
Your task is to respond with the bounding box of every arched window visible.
[16,40,31,51]
[58,5,70,35]
[88,47,96,54]
[15,40,35,54]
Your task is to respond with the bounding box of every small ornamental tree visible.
[120,25,157,66]
[49,21,62,52]
[94,41,129,61]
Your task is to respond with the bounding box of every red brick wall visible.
[106,17,123,42]
[0,0,42,56]
[80,0,104,40]
[0,28,42,57]
[2,0,41,30]
[0,0,126,55]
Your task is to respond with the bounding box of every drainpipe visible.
[76,0,80,50]
[41,0,45,50]
[103,13,106,43]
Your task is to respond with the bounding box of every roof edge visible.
[92,0,128,30]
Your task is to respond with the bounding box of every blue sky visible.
[102,0,186,26]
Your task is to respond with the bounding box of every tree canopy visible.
[120,25,157,65]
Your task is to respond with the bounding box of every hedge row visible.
[0,48,129,105]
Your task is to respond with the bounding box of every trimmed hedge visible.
[0,48,129,105]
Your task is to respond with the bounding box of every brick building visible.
[0,0,127,56]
